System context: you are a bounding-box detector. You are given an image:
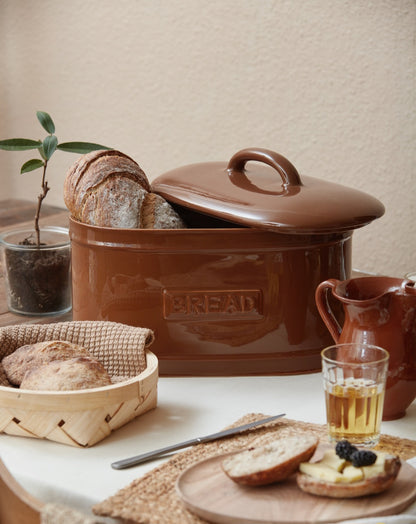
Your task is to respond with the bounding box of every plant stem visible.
[35,159,50,246]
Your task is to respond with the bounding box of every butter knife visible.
[111,413,286,470]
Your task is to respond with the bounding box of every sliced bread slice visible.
[222,435,318,486]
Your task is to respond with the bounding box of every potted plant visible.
[0,111,110,316]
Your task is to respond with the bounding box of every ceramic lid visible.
[152,148,385,234]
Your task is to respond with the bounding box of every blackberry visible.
[335,440,358,461]
[350,450,377,468]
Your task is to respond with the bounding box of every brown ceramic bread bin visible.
[70,148,385,376]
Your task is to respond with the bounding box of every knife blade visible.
[111,413,286,470]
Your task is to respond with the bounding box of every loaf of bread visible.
[139,192,186,229]
[64,149,185,229]
[2,340,91,386]
[221,435,318,486]
[20,356,112,391]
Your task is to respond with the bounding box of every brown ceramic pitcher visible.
[315,276,416,420]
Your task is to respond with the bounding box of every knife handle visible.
[111,437,200,469]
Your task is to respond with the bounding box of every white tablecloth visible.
[1,373,416,522]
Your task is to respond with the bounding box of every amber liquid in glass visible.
[325,377,385,446]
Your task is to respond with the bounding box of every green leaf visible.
[57,141,112,154]
[37,111,55,134]
[0,138,42,151]
[42,135,58,160]
[20,159,45,174]
[38,144,47,160]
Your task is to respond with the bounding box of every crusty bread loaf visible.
[64,149,185,229]
[296,454,401,498]
[222,436,318,486]
[20,356,112,391]
[64,149,150,215]
[140,193,186,229]
[2,340,91,386]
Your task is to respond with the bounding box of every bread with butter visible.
[296,448,401,498]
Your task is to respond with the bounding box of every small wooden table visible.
[0,199,72,327]
[0,199,415,521]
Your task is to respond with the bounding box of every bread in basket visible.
[0,321,158,447]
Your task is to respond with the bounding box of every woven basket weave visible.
[0,321,158,447]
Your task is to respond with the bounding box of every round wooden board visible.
[176,452,416,524]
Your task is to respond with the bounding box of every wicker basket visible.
[0,321,158,447]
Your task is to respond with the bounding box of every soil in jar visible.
[4,244,71,315]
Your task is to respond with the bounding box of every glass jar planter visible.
[0,226,71,316]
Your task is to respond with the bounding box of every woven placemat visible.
[93,414,416,523]
[0,320,154,386]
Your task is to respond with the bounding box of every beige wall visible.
[0,0,414,276]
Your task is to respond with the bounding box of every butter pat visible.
[320,449,347,472]
[339,465,364,483]
[299,462,344,483]
[361,453,386,479]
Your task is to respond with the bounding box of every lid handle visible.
[227,148,302,187]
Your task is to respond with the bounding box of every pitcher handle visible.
[315,279,342,343]
[403,278,416,295]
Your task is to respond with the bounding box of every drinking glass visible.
[321,343,389,447]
